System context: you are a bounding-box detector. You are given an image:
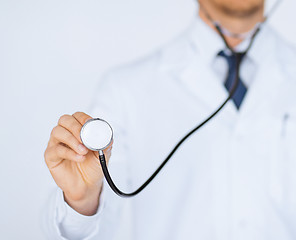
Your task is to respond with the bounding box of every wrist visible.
[64,185,103,216]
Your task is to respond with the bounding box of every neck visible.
[198,1,264,48]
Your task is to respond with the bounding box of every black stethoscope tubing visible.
[98,12,267,197]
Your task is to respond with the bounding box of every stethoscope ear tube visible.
[97,51,247,198]
[98,150,169,197]
[98,152,128,197]
[98,18,264,198]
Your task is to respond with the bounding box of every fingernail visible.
[78,144,88,154]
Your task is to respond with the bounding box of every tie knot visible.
[218,50,245,69]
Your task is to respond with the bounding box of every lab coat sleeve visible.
[42,187,104,240]
[43,71,133,240]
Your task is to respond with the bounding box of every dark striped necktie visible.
[218,51,247,109]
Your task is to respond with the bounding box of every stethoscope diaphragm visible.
[80,118,113,152]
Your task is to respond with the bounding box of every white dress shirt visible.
[44,16,296,240]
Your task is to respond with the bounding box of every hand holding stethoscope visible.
[44,112,113,214]
[45,1,282,204]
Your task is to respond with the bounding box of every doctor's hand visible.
[44,112,112,216]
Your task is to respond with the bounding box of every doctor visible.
[44,0,296,239]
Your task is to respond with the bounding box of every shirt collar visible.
[188,16,274,67]
[188,16,225,67]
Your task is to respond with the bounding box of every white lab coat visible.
[44,17,296,240]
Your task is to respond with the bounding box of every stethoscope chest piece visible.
[80,118,113,152]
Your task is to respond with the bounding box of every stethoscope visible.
[80,1,282,197]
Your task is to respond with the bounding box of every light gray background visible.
[0,0,295,239]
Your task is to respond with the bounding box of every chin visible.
[211,0,264,17]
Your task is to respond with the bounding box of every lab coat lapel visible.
[239,55,283,118]
[177,55,232,112]
[159,38,230,112]
[173,18,236,115]
[237,23,283,117]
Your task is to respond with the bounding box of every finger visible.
[51,125,88,155]
[55,144,86,162]
[44,145,85,167]
[58,114,84,142]
[72,112,92,126]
